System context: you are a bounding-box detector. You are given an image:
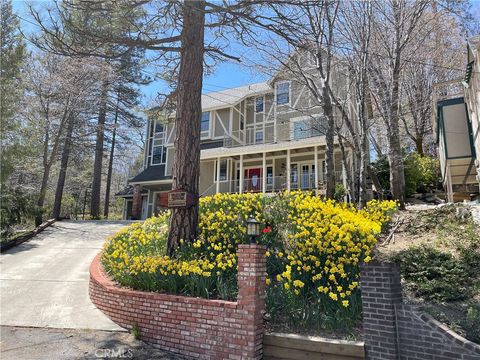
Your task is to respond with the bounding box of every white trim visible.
[262,152,267,194]
[292,84,306,109]
[287,149,291,191]
[239,154,244,194]
[166,122,175,145]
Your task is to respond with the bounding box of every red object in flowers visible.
[262,226,272,234]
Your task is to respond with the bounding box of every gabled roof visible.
[201,82,271,111]
[129,165,172,184]
[115,185,148,198]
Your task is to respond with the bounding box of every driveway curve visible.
[0,220,132,331]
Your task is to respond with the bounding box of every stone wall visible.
[89,244,266,360]
[361,261,480,360]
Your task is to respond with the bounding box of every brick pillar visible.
[360,261,402,360]
[131,184,142,220]
[237,244,267,360]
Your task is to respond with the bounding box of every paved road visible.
[0,220,130,331]
[0,326,179,360]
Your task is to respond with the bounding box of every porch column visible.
[216,157,221,194]
[239,155,244,194]
[286,149,291,191]
[342,161,348,202]
[262,152,267,194]
[314,145,319,189]
[131,184,142,220]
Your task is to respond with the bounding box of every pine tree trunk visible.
[36,101,69,226]
[167,0,205,255]
[35,123,50,226]
[90,80,108,219]
[103,99,119,218]
[52,112,75,219]
[35,166,51,227]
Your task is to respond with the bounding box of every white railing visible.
[202,172,345,196]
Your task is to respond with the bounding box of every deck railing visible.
[201,171,345,196]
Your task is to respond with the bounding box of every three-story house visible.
[118,58,355,219]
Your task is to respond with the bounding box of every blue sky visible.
[14,0,480,107]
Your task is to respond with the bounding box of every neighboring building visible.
[433,35,480,202]
[118,55,356,220]
[465,36,480,180]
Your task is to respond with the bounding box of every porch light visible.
[246,217,261,244]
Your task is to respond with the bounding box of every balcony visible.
[223,123,325,148]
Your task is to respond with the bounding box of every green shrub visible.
[463,306,480,344]
[0,186,37,239]
[371,153,440,197]
[392,246,471,302]
[404,153,440,196]
[333,184,347,202]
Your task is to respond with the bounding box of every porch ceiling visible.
[224,146,326,161]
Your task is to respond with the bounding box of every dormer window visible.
[255,96,264,113]
[201,111,210,137]
[276,82,290,105]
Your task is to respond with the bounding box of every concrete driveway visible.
[0,220,131,331]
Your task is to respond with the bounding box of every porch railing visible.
[203,171,345,196]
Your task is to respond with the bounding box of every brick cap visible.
[418,310,480,354]
[238,244,267,251]
[89,253,238,308]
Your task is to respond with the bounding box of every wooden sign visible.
[168,190,187,207]
[163,189,198,209]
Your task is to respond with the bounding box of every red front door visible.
[245,168,262,192]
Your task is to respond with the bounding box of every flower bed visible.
[102,192,396,332]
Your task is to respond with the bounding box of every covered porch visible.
[200,142,349,196]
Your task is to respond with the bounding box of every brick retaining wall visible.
[361,261,480,360]
[89,244,266,360]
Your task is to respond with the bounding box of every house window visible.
[152,144,166,164]
[267,166,273,185]
[152,124,166,165]
[255,96,264,113]
[255,130,264,143]
[276,82,290,105]
[240,113,245,130]
[293,117,323,140]
[154,122,164,133]
[293,120,310,140]
[201,111,210,135]
[215,159,228,181]
[290,164,298,184]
